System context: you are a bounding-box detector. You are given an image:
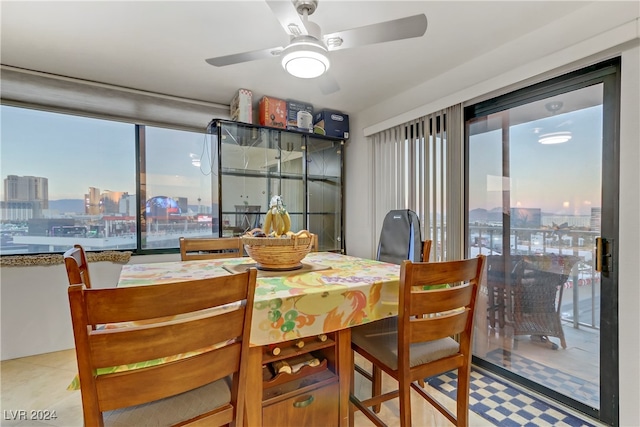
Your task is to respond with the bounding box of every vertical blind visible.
[371,104,463,261]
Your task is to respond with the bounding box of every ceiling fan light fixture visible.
[281,38,329,79]
[538,131,572,145]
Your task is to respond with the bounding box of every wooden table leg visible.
[335,328,351,427]
[245,345,263,426]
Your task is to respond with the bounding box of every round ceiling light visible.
[281,36,330,79]
[538,131,572,145]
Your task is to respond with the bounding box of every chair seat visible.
[103,377,231,426]
[351,317,460,370]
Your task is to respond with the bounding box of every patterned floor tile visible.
[486,349,599,408]
[427,369,597,427]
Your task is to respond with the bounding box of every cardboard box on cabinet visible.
[313,110,349,139]
[286,100,314,133]
[230,89,253,124]
[259,96,287,129]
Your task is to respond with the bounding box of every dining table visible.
[115,251,402,426]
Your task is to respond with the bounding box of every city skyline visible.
[2,102,603,219]
[0,106,215,207]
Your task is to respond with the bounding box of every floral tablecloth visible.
[68,252,400,390]
[119,252,401,346]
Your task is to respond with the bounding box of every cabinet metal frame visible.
[208,119,345,253]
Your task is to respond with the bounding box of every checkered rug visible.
[427,368,597,426]
[485,349,599,409]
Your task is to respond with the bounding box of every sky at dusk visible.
[468,103,603,216]
[2,93,604,218]
[1,106,215,206]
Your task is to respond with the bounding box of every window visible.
[0,105,216,255]
[140,126,217,250]
[1,106,137,255]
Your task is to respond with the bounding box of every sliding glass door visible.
[465,59,620,425]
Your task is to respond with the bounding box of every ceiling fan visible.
[205,0,428,94]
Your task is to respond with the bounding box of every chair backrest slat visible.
[408,258,482,287]
[89,308,244,368]
[85,274,249,324]
[180,237,243,260]
[410,309,470,343]
[96,343,241,411]
[410,284,474,316]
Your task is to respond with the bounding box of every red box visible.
[259,96,287,129]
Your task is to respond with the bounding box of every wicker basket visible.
[242,229,313,271]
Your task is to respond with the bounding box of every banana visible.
[282,211,291,234]
[263,209,273,235]
[264,195,291,236]
[274,210,287,236]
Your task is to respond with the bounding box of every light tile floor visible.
[480,317,601,408]
[1,348,598,426]
[1,350,83,427]
[0,349,485,426]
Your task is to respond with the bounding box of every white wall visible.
[345,4,639,425]
[0,253,178,361]
[617,44,640,427]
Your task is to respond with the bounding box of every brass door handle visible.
[596,237,604,272]
[595,237,613,273]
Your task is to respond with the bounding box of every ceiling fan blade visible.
[318,72,340,95]
[205,46,284,67]
[323,14,428,51]
[265,0,309,36]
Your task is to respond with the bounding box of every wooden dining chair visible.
[421,239,433,262]
[416,239,432,388]
[68,268,257,427]
[64,244,93,288]
[362,239,434,402]
[179,236,244,260]
[350,255,486,427]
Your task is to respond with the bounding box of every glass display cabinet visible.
[208,119,344,252]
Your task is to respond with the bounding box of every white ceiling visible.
[1,1,595,115]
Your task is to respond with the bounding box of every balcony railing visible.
[469,225,600,330]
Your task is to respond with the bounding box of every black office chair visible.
[377,209,424,264]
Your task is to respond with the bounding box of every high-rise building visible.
[85,187,101,215]
[3,175,49,213]
[100,190,123,214]
[590,207,602,232]
[119,193,135,216]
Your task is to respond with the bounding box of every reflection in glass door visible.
[465,60,620,424]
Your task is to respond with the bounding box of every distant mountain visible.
[49,199,84,213]
[469,208,488,222]
[469,207,506,223]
